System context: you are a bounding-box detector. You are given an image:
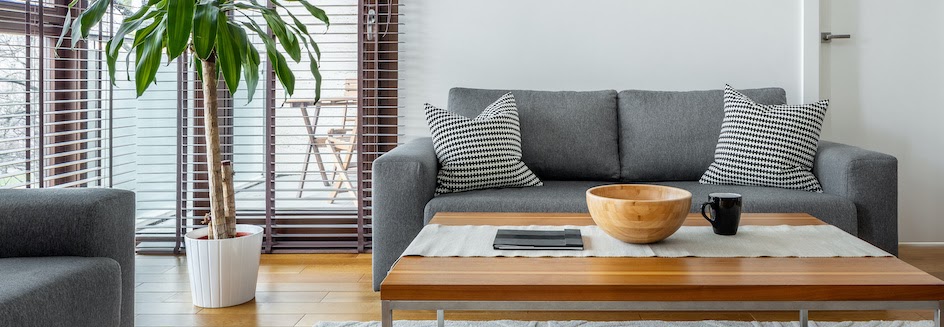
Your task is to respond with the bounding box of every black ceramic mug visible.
[700,193,742,235]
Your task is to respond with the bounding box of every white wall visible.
[401,0,804,139]
[820,0,944,242]
[401,0,943,242]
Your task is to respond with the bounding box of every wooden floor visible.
[134,244,944,327]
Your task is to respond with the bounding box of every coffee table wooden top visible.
[381,212,944,302]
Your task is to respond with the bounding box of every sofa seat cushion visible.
[653,181,857,235]
[618,87,786,182]
[424,181,612,223]
[448,88,620,181]
[0,256,121,327]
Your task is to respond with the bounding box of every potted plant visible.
[62,0,328,308]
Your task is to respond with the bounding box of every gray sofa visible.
[372,87,898,291]
[0,188,135,327]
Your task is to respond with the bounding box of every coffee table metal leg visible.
[437,309,445,327]
[935,301,942,327]
[799,309,809,327]
[382,301,393,327]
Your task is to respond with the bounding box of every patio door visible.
[133,0,401,253]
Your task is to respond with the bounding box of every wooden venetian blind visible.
[0,0,134,190]
[357,0,401,252]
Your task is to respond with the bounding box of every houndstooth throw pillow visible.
[425,92,543,194]
[699,85,828,192]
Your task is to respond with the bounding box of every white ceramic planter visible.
[184,224,264,308]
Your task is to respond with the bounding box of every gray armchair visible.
[0,188,135,327]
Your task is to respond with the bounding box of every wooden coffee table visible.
[380,212,944,327]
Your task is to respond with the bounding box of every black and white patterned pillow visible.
[425,92,543,194]
[699,85,828,192]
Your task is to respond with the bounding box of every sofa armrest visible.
[371,138,439,290]
[0,188,135,327]
[813,141,898,255]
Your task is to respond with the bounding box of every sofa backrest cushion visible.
[448,88,620,181]
[618,87,787,182]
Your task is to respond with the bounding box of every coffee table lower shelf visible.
[380,300,943,327]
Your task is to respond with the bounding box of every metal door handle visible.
[821,32,852,43]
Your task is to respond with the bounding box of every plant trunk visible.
[221,160,237,236]
[201,58,233,239]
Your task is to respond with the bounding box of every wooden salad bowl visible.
[586,184,692,244]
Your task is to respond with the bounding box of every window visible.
[0,0,401,254]
[0,0,133,189]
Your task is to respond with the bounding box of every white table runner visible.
[401,224,892,258]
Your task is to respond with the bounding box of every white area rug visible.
[314,320,932,327]
[402,224,891,258]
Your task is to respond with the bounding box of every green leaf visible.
[243,46,260,103]
[309,53,321,103]
[166,0,195,60]
[109,10,156,55]
[262,11,301,62]
[79,0,111,38]
[135,22,166,97]
[284,9,309,35]
[106,9,163,83]
[287,0,329,27]
[132,18,163,49]
[195,56,204,82]
[123,19,163,81]
[275,52,295,95]
[192,1,219,60]
[65,0,111,48]
[123,0,158,22]
[216,18,242,94]
[242,21,294,95]
[105,38,122,84]
[238,28,260,103]
[55,0,78,49]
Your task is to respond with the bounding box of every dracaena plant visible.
[60,0,328,239]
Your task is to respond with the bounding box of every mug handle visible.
[701,202,714,222]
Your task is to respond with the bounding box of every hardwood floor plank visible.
[257,265,309,274]
[135,314,304,327]
[163,292,329,303]
[135,255,188,266]
[136,265,177,274]
[321,291,381,303]
[256,282,373,292]
[197,302,379,315]
[135,302,202,314]
[137,282,192,292]
[136,292,177,303]
[136,273,190,283]
[257,271,365,283]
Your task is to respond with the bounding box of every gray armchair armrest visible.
[372,137,438,291]
[0,188,136,327]
[814,141,898,255]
